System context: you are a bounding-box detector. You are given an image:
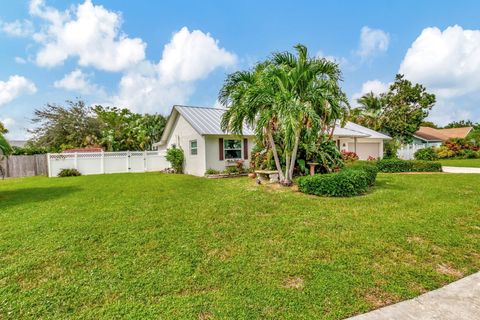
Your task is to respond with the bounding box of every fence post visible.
[74,153,78,170]
[47,153,51,177]
[144,150,147,172]
[126,151,130,172]
[101,151,105,174]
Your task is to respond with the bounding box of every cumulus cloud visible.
[399,25,480,98]
[54,69,104,95]
[351,79,390,105]
[113,27,237,113]
[30,0,146,71]
[357,26,390,58]
[0,19,34,37]
[0,75,37,107]
[14,57,27,64]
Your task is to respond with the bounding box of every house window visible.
[224,139,242,159]
[190,140,198,155]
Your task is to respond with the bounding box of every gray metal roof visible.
[175,105,255,136]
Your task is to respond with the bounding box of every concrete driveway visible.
[442,166,480,173]
[347,272,480,320]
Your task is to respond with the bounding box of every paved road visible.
[442,166,480,173]
[347,272,480,320]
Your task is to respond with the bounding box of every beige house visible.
[154,105,390,176]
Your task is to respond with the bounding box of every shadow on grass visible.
[0,186,80,210]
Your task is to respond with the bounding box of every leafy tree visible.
[420,121,439,128]
[0,133,12,155]
[381,74,436,143]
[444,120,477,129]
[30,100,101,151]
[93,106,166,151]
[351,74,435,143]
[220,44,348,185]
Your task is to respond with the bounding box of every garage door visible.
[348,143,380,160]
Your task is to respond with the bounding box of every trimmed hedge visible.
[298,164,378,197]
[376,159,442,173]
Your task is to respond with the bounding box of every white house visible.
[154,105,390,176]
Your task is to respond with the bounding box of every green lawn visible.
[1,173,479,319]
[439,158,480,168]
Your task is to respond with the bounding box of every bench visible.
[255,170,279,184]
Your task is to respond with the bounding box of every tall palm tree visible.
[220,44,348,185]
[351,92,385,131]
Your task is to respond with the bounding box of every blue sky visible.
[1,0,480,139]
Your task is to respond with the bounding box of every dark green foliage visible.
[377,159,442,172]
[410,160,442,172]
[205,168,220,175]
[58,168,81,177]
[166,146,184,173]
[383,139,400,159]
[298,165,377,197]
[459,149,479,159]
[414,147,438,161]
[346,161,378,187]
[11,145,49,155]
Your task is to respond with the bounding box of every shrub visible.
[376,158,413,172]
[205,168,220,175]
[58,168,81,177]
[346,162,378,187]
[414,147,438,161]
[224,166,239,174]
[166,146,184,173]
[377,159,442,172]
[341,150,359,162]
[298,166,377,197]
[459,149,479,159]
[436,146,456,159]
[383,139,400,159]
[410,160,442,172]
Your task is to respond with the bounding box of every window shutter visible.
[219,138,224,160]
[243,138,248,160]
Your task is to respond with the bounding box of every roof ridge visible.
[174,104,226,111]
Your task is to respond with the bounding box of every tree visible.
[30,100,101,151]
[93,106,166,151]
[381,74,436,143]
[444,120,477,129]
[220,44,348,185]
[420,121,438,128]
[351,74,435,143]
[0,133,12,155]
[0,121,8,134]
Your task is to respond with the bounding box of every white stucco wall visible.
[161,114,206,176]
[205,135,255,172]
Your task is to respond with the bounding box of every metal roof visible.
[155,105,390,146]
[175,105,255,136]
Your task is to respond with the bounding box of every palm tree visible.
[220,44,348,185]
[0,133,12,156]
[350,92,385,131]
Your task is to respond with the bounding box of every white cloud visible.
[54,69,104,95]
[30,0,146,71]
[357,26,390,58]
[316,50,349,69]
[399,25,480,99]
[0,75,37,107]
[0,19,34,37]
[113,27,237,113]
[14,57,27,64]
[351,79,390,105]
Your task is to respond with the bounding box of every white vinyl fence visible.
[397,144,426,160]
[47,151,169,177]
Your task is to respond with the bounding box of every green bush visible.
[376,158,413,172]
[224,166,239,174]
[377,159,442,172]
[298,166,377,197]
[58,168,81,177]
[346,162,378,187]
[414,147,438,161]
[205,168,220,175]
[410,160,442,172]
[165,146,184,173]
[459,149,479,159]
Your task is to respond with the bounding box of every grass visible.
[439,158,480,167]
[1,173,479,319]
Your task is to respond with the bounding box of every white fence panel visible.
[48,151,168,177]
[397,144,426,160]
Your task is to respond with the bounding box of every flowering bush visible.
[414,147,438,161]
[341,150,359,162]
[367,156,376,161]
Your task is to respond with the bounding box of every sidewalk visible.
[442,166,480,173]
[347,272,480,320]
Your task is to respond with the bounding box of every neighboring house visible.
[412,126,473,147]
[154,105,391,176]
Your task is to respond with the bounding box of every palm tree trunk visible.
[284,152,290,185]
[267,130,285,182]
[288,129,301,181]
